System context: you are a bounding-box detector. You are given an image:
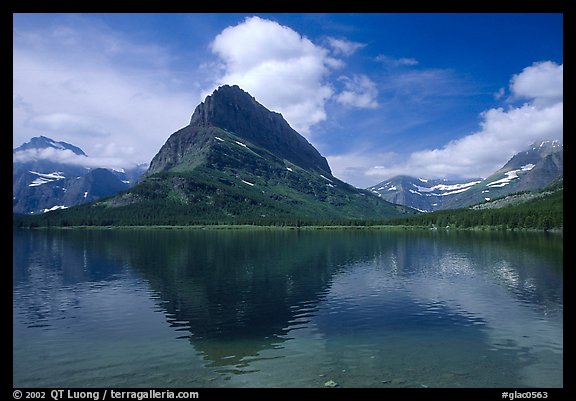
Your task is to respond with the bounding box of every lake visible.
[13,228,563,388]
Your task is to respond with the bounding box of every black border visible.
[8,1,570,399]
[8,0,568,13]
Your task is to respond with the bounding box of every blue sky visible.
[13,13,563,187]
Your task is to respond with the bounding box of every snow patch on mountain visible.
[14,136,148,215]
[521,163,535,171]
[411,180,481,196]
[46,138,66,150]
[28,171,66,187]
[367,176,485,212]
[41,205,68,213]
[486,164,535,188]
[532,140,562,151]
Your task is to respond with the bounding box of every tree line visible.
[13,186,562,231]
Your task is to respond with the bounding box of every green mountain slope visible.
[15,86,416,226]
[388,183,563,231]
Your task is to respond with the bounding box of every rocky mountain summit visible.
[368,140,563,211]
[147,85,331,175]
[25,85,415,225]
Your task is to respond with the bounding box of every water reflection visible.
[13,228,562,387]
[311,231,562,387]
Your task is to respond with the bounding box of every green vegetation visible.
[13,128,414,228]
[386,186,563,231]
[13,130,562,232]
[11,168,405,228]
[14,186,562,231]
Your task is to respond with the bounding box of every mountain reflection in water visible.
[13,228,562,387]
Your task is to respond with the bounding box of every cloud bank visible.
[13,16,197,167]
[329,61,563,186]
[13,147,138,170]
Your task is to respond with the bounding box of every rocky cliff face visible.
[367,176,482,212]
[495,140,563,193]
[77,85,415,223]
[147,85,331,175]
[443,140,563,209]
[368,140,563,211]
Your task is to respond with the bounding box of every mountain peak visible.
[527,139,563,155]
[371,142,563,212]
[15,135,87,156]
[189,85,269,127]
[151,85,331,174]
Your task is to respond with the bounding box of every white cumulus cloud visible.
[208,16,378,136]
[208,16,337,135]
[510,61,563,107]
[330,61,563,186]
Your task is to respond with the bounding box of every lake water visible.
[13,228,563,388]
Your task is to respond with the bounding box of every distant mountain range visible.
[15,85,415,225]
[13,136,147,214]
[13,86,562,225]
[367,140,563,212]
